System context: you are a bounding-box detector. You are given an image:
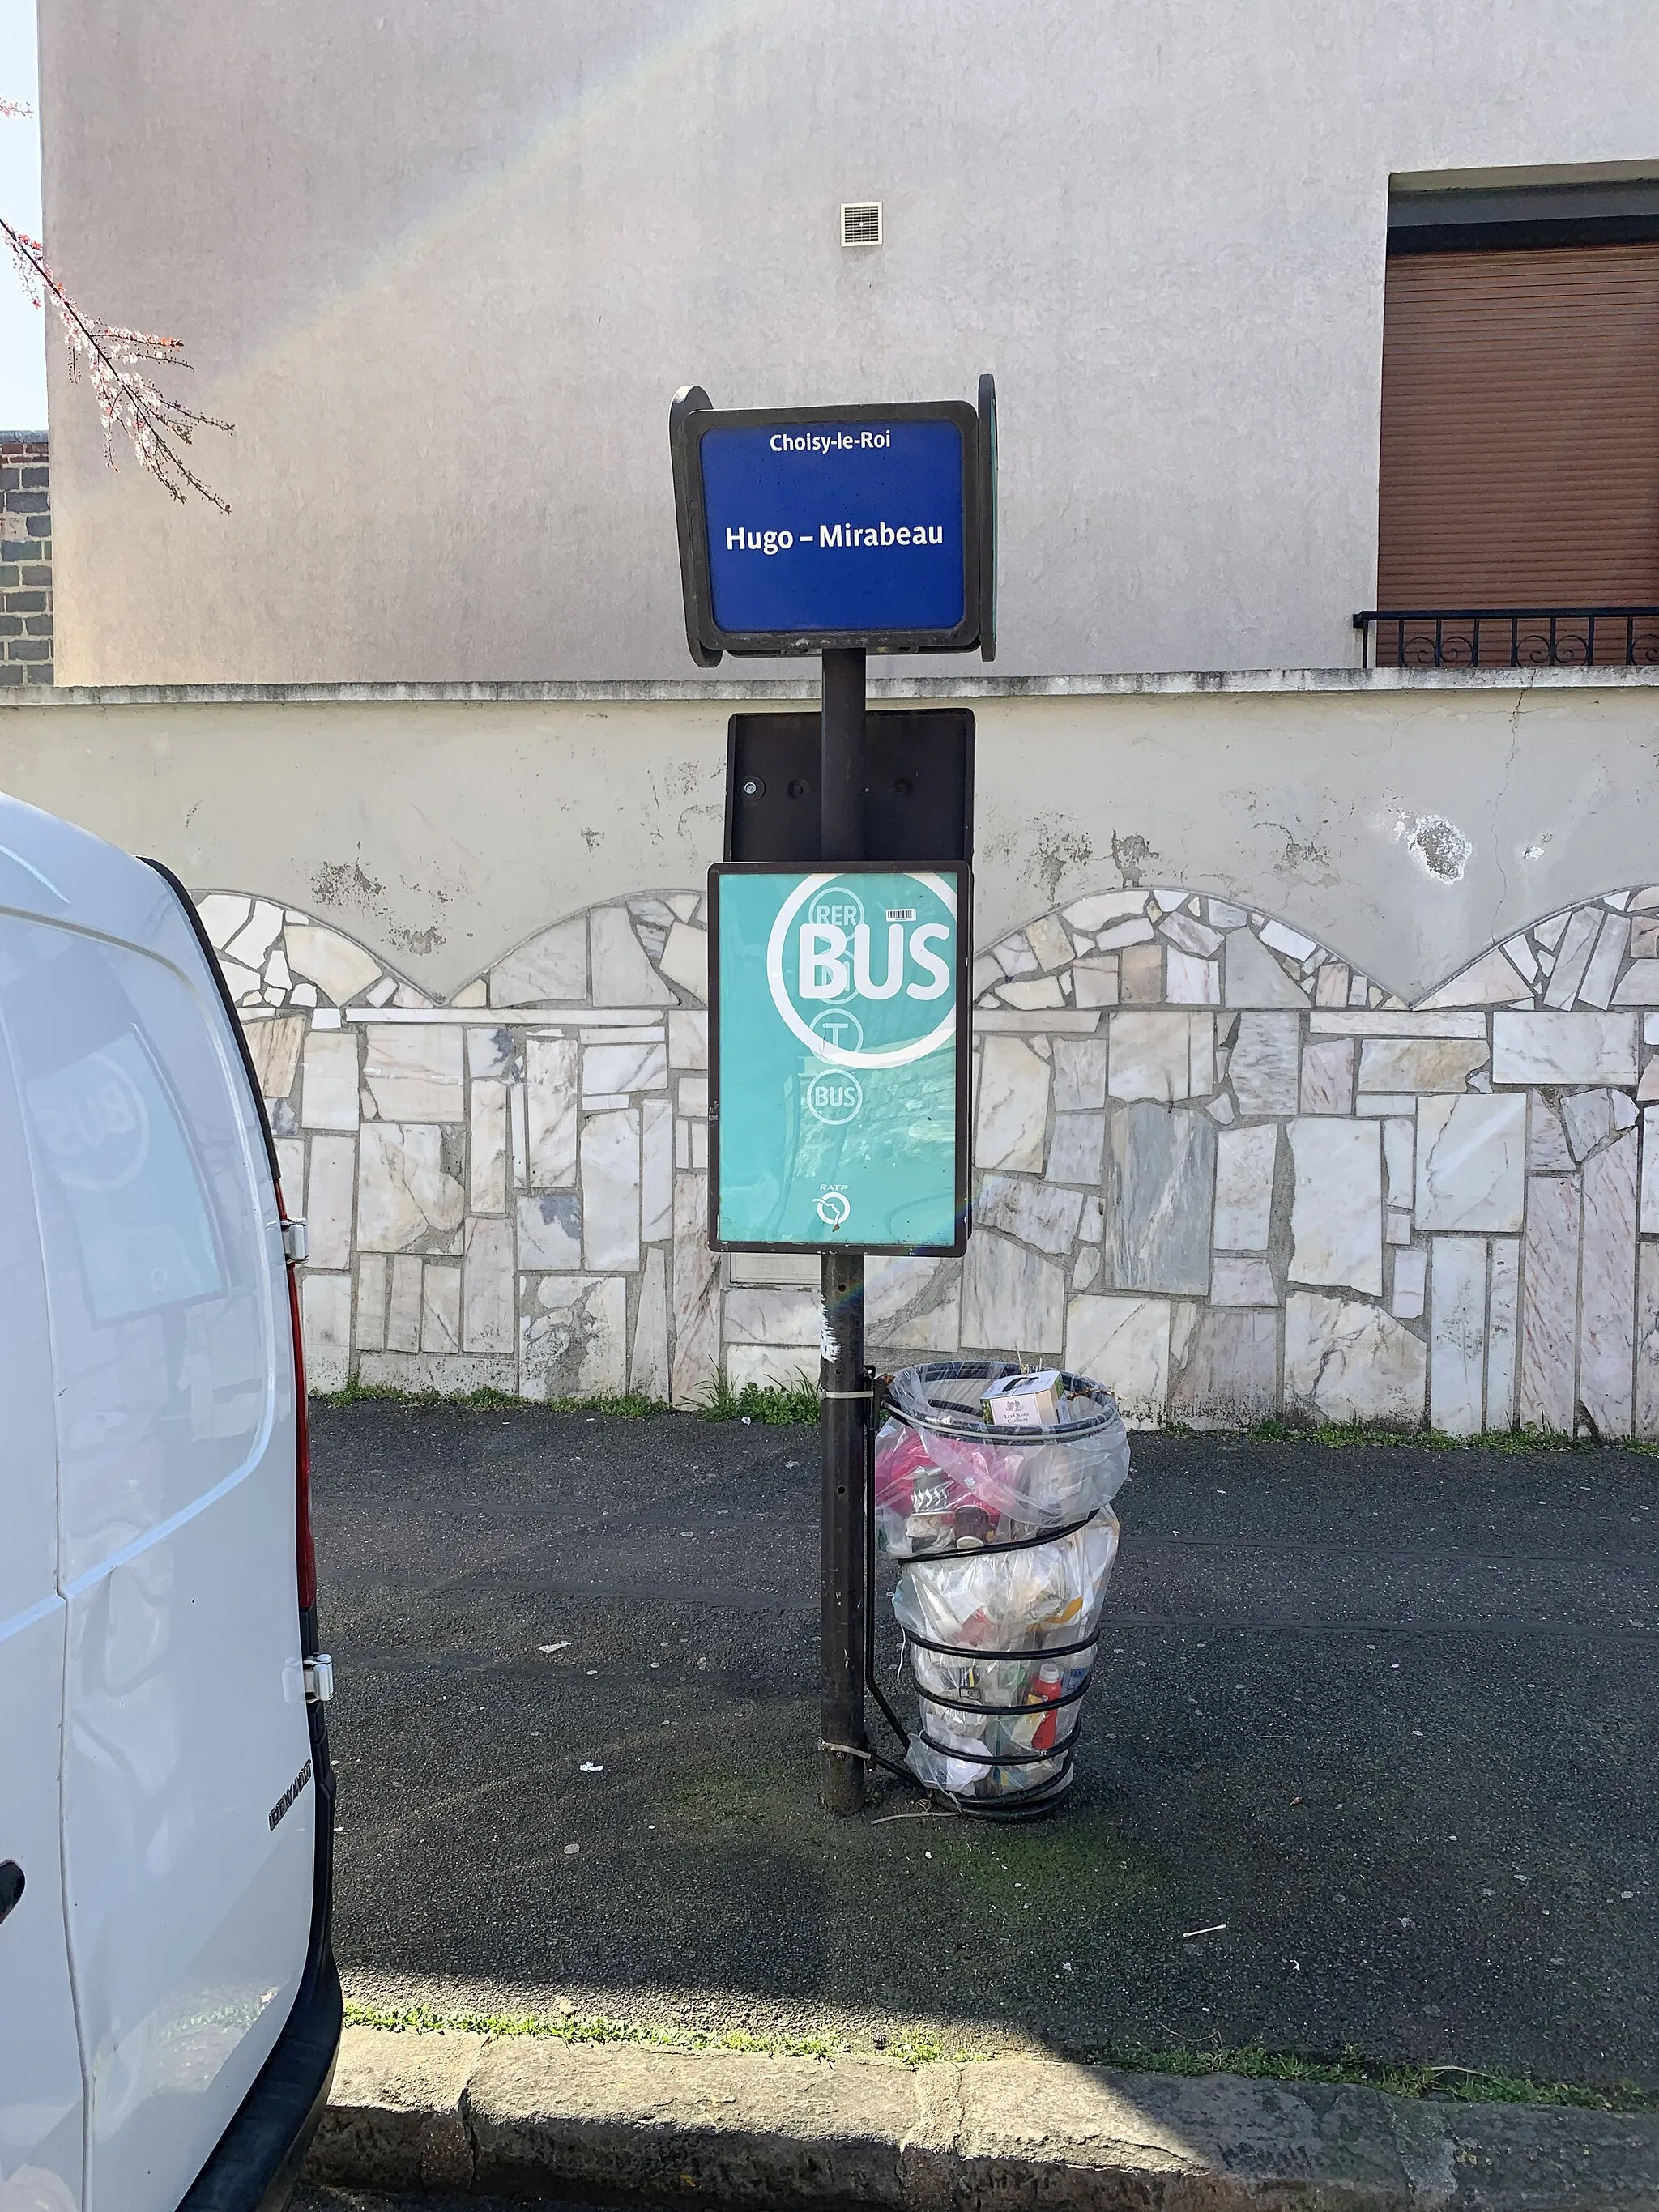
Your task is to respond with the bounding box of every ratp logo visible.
[766,872,957,1071]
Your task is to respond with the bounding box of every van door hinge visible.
[282,1218,309,1264]
[303,1653,334,1703]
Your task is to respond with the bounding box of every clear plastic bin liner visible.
[876,1362,1129,1558]
[881,1361,1129,1809]
[892,1515,1120,1654]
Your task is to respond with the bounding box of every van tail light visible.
[281,1200,317,1612]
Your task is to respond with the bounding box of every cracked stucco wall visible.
[1,676,1655,1006]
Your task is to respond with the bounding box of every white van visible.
[0,796,339,2212]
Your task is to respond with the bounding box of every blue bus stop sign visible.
[671,388,995,662]
[709,863,970,1254]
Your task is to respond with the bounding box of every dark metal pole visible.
[819,647,868,1814]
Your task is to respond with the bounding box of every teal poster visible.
[712,867,966,1251]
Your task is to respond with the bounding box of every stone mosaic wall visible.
[202,879,1659,1436]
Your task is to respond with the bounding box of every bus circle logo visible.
[766,871,957,1072]
[809,1007,864,1055]
[817,1190,851,1229]
[804,1070,863,1126]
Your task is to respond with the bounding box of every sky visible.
[0,3,46,429]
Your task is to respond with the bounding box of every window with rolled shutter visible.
[1372,189,1659,667]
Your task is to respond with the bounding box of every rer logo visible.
[766,872,957,1072]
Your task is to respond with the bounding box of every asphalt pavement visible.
[309,1400,1657,2089]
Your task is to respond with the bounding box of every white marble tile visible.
[356,1123,466,1250]
[587,906,669,1004]
[1227,1012,1300,1114]
[1260,920,1316,961]
[659,921,708,1001]
[1071,957,1120,1008]
[975,1173,1085,1254]
[1541,906,1603,1009]
[727,1252,820,1285]
[1580,1127,1638,1438]
[1213,1123,1277,1251]
[1078,1194,1105,1242]
[285,924,382,1007]
[1025,913,1074,971]
[386,1253,423,1352]
[1383,1115,1414,1208]
[1299,1038,1354,1114]
[275,1136,305,1213]
[224,898,284,972]
[641,1096,673,1243]
[468,1080,507,1213]
[1561,1089,1622,1164]
[491,916,588,1005]
[1519,1175,1580,1433]
[974,1035,1050,1173]
[1636,1245,1659,1438]
[1288,1118,1382,1295]
[1415,946,1530,1009]
[583,1040,667,1095]
[1414,1094,1525,1234]
[668,893,700,923]
[1612,961,1659,1006]
[420,1261,463,1354]
[1064,1294,1171,1427]
[521,1275,628,1398]
[249,1014,305,1102]
[301,1030,360,1131]
[1046,1111,1106,1187]
[1063,892,1149,931]
[1283,1292,1426,1425]
[463,1217,515,1353]
[668,1010,708,1069]
[689,1122,708,1170]
[1492,1012,1638,1087]
[305,1133,356,1270]
[363,1023,464,1121]
[1391,1245,1427,1319]
[727,1345,817,1393]
[465,1024,516,1081]
[1577,911,1630,1012]
[518,1191,582,1271]
[1357,1038,1487,1093]
[1109,1012,1209,1102]
[725,1285,821,1345]
[301,1272,352,1393]
[992,931,1039,978]
[1487,1238,1519,1430]
[672,1171,720,1403]
[1314,961,1349,1009]
[356,1255,388,1352]
[1093,917,1154,953]
[580,1110,640,1272]
[1223,927,1308,1008]
[1311,1012,1486,1038]
[961,1230,1065,1355]
[1210,1255,1277,1305]
[631,1246,671,1399]
[198,893,250,948]
[1430,1237,1486,1436]
[527,1036,579,1189]
[1527,1094,1575,1174]
[1165,950,1221,1005]
[1386,1208,1414,1246]
[1159,912,1222,958]
[1051,1038,1107,1112]
[450,978,487,1007]
[998,975,1065,1011]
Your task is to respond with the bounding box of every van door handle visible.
[0,1862,23,1928]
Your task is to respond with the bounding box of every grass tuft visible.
[313,1377,817,1422]
[697,1371,820,1425]
[343,1997,951,2066]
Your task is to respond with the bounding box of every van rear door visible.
[0,976,86,2212]
[0,912,316,2212]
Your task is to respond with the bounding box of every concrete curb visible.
[305,2024,1659,2210]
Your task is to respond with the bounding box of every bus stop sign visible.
[709,862,970,1255]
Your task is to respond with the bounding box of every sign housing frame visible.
[706,857,973,1258]
[671,386,995,663]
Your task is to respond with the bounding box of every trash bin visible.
[874,1360,1130,1815]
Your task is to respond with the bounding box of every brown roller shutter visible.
[1377,243,1659,629]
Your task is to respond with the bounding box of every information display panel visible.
[709,863,970,1254]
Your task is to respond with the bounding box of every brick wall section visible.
[0,436,51,684]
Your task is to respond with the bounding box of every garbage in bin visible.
[875,1359,1129,1814]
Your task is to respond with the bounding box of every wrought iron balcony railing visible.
[1354,606,1659,671]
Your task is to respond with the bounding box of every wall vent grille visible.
[840,202,882,246]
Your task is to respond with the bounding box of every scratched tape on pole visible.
[709,864,969,1252]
